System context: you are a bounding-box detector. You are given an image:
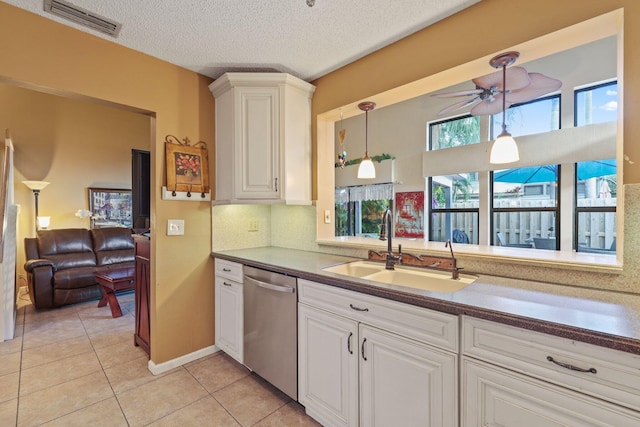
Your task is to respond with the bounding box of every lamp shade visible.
[37,216,50,229]
[490,132,519,164]
[23,181,50,191]
[357,156,376,179]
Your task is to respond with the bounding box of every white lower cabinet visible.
[298,303,358,426]
[359,324,457,427]
[214,259,243,363]
[461,316,640,426]
[298,279,458,427]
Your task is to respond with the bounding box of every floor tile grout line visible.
[80,304,134,426]
[183,360,245,426]
[17,311,103,400]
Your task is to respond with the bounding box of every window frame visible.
[573,80,618,253]
[490,167,561,249]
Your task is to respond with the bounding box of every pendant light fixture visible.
[357,101,376,179]
[489,52,520,164]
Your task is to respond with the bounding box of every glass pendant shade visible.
[357,155,376,179]
[490,129,519,164]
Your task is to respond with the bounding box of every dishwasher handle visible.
[244,275,295,293]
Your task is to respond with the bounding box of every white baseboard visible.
[147,345,220,375]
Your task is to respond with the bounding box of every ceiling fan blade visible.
[437,97,481,116]
[505,73,563,103]
[432,88,484,98]
[470,94,512,116]
[473,66,531,92]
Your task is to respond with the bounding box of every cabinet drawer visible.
[214,259,243,282]
[462,357,640,427]
[298,279,458,352]
[462,316,640,412]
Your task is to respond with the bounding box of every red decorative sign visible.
[395,191,424,238]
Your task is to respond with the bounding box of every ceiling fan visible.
[433,51,562,117]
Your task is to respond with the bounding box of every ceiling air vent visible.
[43,0,121,37]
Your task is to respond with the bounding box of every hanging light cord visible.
[364,109,369,156]
[501,63,507,135]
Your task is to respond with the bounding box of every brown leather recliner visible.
[24,227,135,309]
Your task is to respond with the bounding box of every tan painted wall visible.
[0,83,150,286]
[0,2,215,364]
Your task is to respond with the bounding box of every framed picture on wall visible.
[165,135,210,194]
[394,191,424,238]
[88,188,132,228]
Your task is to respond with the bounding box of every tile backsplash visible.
[212,183,640,294]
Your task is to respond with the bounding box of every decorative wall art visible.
[164,135,210,198]
[88,188,132,228]
[394,191,424,238]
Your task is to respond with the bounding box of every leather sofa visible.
[24,228,135,309]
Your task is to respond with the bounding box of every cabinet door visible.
[214,276,243,363]
[298,303,358,427]
[462,357,640,427]
[359,324,458,427]
[235,87,280,200]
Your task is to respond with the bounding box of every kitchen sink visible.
[323,261,476,293]
[322,260,386,278]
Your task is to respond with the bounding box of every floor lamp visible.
[23,180,50,234]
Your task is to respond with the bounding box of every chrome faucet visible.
[379,209,402,270]
[444,239,461,280]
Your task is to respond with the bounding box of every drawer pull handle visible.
[222,282,233,287]
[349,304,369,312]
[347,332,353,354]
[222,268,231,272]
[361,338,367,361]
[546,356,597,374]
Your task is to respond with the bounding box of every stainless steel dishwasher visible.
[243,265,298,400]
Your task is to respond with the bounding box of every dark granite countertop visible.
[212,247,640,355]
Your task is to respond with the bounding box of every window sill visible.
[316,236,622,275]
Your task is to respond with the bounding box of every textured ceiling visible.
[5,0,481,81]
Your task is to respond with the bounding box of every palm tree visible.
[434,116,480,149]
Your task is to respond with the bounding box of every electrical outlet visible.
[167,219,185,236]
[324,209,331,224]
[248,220,259,231]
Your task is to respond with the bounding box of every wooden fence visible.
[431,198,616,249]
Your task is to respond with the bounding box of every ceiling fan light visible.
[357,155,376,179]
[490,131,519,164]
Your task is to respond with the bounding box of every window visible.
[428,115,481,244]
[335,184,392,237]
[575,159,616,253]
[491,95,561,138]
[429,174,479,244]
[490,95,561,249]
[491,165,559,249]
[574,81,617,254]
[575,81,618,126]
[429,115,480,150]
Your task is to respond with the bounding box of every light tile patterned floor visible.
[1,289,320,426]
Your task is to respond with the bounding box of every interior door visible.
[131,149,150,230]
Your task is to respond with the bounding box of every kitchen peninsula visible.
[212,246,640,426]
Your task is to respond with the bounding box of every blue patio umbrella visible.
[494,159,616,184]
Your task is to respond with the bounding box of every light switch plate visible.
[167,219,185,236]
[324,209,331,224]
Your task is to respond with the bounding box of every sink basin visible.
[364,269,474,292]
[322,261,386,278]
[323,261,476,293]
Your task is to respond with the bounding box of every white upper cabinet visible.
[209,73,316,205]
